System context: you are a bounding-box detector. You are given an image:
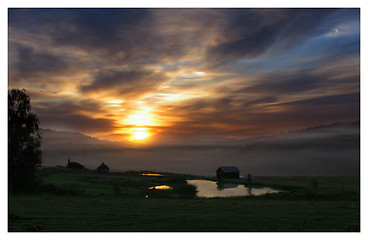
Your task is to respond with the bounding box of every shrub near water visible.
[146,183,197,198]
[173,184,197,197]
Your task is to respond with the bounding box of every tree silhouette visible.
[8,89,42,193]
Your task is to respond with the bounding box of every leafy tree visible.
[8,89,42,193]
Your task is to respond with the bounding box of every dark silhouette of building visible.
[97,162,109,173]
[216,166,240,179]
[66,158,85,169]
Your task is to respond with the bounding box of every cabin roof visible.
[97,162,109,170]
[217,166,239,173]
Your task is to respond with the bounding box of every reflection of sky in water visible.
[187,180,279,198]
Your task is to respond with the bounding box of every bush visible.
[173,184,197,197]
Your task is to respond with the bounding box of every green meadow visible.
[8,167,360,232]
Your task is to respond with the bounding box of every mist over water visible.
[40,123,359,176]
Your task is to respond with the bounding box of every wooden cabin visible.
[216,166,240,179]
[97,162,109,173]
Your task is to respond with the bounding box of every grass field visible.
[8,167,360,232]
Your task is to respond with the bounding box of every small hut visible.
[97,162,109,173]
[216,166,240,179]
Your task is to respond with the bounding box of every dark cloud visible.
[277,9,338,45]
[9,9,210,64]
[32,99,115,133]
[241,92,360,132]
[33,100,106,117]
[9,43,70,81]
[233,57,360,97]
[156,92,359,137]
[39,114,116,133]
[242,97,278,108]
[278,92,360,108]
[9,9,155,63]
[51,9,153,56]
[80,69,168,97]
[237,72,325,95]
[9,8,358,68]
[206,9,341,65]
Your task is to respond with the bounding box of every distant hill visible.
[240,121,360,150]
[40,128,118,150]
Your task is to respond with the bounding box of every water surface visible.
[141,173,164,177]
[148,185,172,190]
[187,179,280,198]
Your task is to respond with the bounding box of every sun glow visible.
[195,71,206,76]
[130,128,150,141]
[126,112,152,126]
[116,107,159,142]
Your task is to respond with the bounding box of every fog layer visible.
[40,122,359,176]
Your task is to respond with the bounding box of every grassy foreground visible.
[8,167,360,232]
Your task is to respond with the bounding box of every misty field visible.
[8,167,359,232]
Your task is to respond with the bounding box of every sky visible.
[8,8,360,144]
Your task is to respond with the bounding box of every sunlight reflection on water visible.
[187,179,280,198]
[148,185,172,190]
[141,173,164,177]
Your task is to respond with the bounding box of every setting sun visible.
[131,128,150,141]
[115,107,158,142]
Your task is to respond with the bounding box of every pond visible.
[187,179,280,198]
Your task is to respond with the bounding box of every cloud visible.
[237,71,325,94]
[80,69,169,98]
[9,9,157,67]
[153,91,359,138]
[9,43,70,81]
[278,92,360,108]
[33,100,106,117]
[9,9,213,65]
[8,43,89,95]
[31,99,118,132]
[50,9,154,58]
[242,97,278,108]
[205,9,341,65]
[39,114,116,133]
[8,8,360,141]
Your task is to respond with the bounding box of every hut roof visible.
[97,162,109,170]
